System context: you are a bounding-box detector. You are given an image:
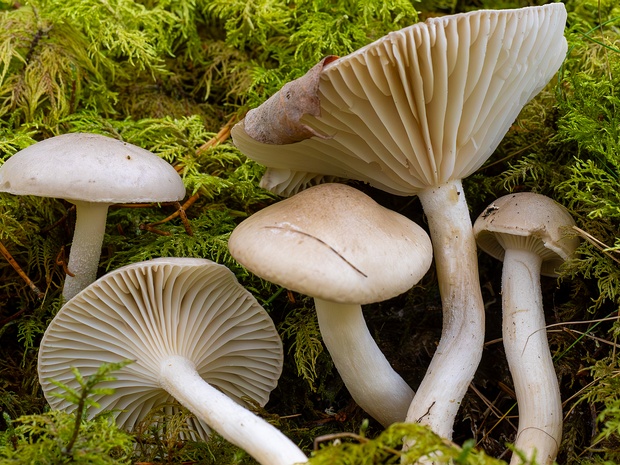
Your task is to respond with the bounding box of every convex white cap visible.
[0,133,186,300]
[473,192,580,277]
[0,133,185,203]
[229,183,432,304]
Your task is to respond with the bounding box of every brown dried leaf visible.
[244,56,338,144]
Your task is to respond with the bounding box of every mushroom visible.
[228,183,433,427]
[231,4,568,438]
[0,133,186,300]
[473,193,579,465]
[38,257,307,465]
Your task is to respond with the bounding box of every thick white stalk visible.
[160,355,308,465]
[314,298,414,427]
[405,179,485,439]
[502,248,562,465]
[63,201,111,301]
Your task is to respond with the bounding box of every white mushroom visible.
[231,5,568,438]
[38,257,308,465]
[473,193,580,465]
[228,183,433,427]
[0,133,186,300]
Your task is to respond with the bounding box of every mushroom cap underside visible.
[233,4,568,196]
[38,257,283,436]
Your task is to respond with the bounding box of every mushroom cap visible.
[0,133,185,204]
[228,183,433,304]
[38,257,283,437]
[473,192,580,277]
[233,4,568,196]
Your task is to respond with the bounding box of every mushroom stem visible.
[160,355,308,465]
[314,298,414,427]
[502,247,562,465]
[405,179,485,439]
[63,201,111,301]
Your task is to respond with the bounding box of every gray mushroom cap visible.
[0,133,185,203]
[38,257,284,436]
[473,192,580,277]
[228,183,433,304]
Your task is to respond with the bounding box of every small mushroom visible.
[0,133,186,300]
[228,183,433,427]
[231,4,568,438]
[473,193,580,465]
[38,257,307,465]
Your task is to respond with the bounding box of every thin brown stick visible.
[196,115,239,155]
[481,401,518,450]
[572,225,620,264]
[562,327,620,348]
[139,224,171,236]
[174,201,193,236]
[0,241,44,299]
[40,204,75,234]
[114,195,200,236]
[55,245,75,277]
[147,193,200,234]
[470,383,517,425]
[0,306,30,328]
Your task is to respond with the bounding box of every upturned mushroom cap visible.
[473,192,580,277]
[232,4,568,196]
[228,183,432,304]
[38,257,283,436]
[0,133,185,203]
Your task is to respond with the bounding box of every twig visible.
[469,383,517,425]
[139,224,171,236]
[562,327,620,349]
[196,115,239,155]
[40,204,75,234]
[0,241,44,299]
[55,245,75,277]
[146,193,199,236]
[572,225,620,264]
[481,401,518,449]
[0,306,30,328]
[114,195,200,236]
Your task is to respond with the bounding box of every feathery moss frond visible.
[280,304,324,391]
[309,422,506,464]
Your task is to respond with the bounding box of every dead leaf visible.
[244,55,338,144]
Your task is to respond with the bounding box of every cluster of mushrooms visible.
[0,3,581,465]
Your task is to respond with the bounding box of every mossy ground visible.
[0,0,620,463]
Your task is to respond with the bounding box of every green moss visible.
[0,362,134,464]
[3,0,620,463]
[309,422,507,465]
[279,301,324,392]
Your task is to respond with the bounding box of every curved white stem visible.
[63,201,111,301]
[502,248,562,465]
[405,180,485,439]
[160,355,308,465]
[314,298,414,427]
